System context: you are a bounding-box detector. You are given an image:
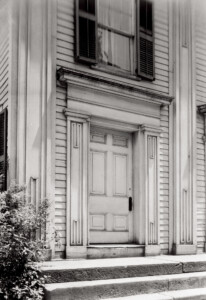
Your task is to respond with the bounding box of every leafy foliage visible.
[0,183,49,300]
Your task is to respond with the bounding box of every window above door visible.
[75,0,155,80]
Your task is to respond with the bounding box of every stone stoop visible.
[43,255,206,300]
[104,288,206,300]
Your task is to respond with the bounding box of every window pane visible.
[98,28,131,72]
[147,1,153,32]
[140,0,146,29]
[121,0,134,33]
[99,0,110,26]
[79,0,87,12]
[79,0,95,14]
[98,0,133,33]
[88,0,95,14]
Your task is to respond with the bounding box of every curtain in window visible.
[98,0,134,72]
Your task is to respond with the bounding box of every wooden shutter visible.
[137,0,154,80]
[0,109,7,192]
[76,0,97,64]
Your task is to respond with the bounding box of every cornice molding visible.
[57,68,173,106]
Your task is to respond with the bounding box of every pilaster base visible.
[145,245,161,256]
[172,244,197,255]
[66,246,87,259]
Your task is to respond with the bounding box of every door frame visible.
[64,108,161,258]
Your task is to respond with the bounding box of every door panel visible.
[89,127,133,244]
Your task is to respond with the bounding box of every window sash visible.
[98,24,135,39]
[76,0,154,79]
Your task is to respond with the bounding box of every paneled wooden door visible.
[89,127,133,244]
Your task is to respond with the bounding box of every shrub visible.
[0,183,49,300]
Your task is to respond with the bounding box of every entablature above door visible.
[57,68,173,128]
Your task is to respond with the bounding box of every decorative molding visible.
[181,0,189,48]
[65,108,90,254]
[64,108,91,123]
[140,124,162,135]
[135,125,161,249]
[65,90,161,120]
[147,135,158,245]
[70,122,83,245]
[90,116,139,133]
[180,188,192,244]
[30,177,39,210]
[57,67,173,105]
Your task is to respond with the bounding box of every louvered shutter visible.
[0,109,7,192]
[137,0,154,80]
[76,0,97,64]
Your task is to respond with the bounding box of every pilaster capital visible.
[140,124,162,136]
[64,108,91,123]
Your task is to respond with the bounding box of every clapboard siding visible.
[195,2,206,252]
[197,113,206,253]
[159,105,169,254]
[55,86,67,255]
[57,0,170,95]
[0,0,9,110]
[196,2,206,105]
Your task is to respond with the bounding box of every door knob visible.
[129,197,132,211]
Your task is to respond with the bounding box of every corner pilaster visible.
[173,0,197,255]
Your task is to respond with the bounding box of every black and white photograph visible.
[1,0,206,299]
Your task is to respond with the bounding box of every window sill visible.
[90,65,142,82]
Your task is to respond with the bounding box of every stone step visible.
[104,288,206,300]
[44,271,206,300]
[42,255,206,283]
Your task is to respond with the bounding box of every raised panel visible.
[90,131,106,144]
[113,135,128,148]
[147,135,158,245]
[113,154,127,196]
[114,215,128,231]
[90,151,106,194]
[90,214,105,230]
[70,123,83,245]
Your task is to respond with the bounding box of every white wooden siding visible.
[0,0,9,110]
[196,2,206,106]
[55,86,67,256]
[196,113,206,253]
[160,105,169,254]
[56,0,170,95]
[195,2,206,252]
